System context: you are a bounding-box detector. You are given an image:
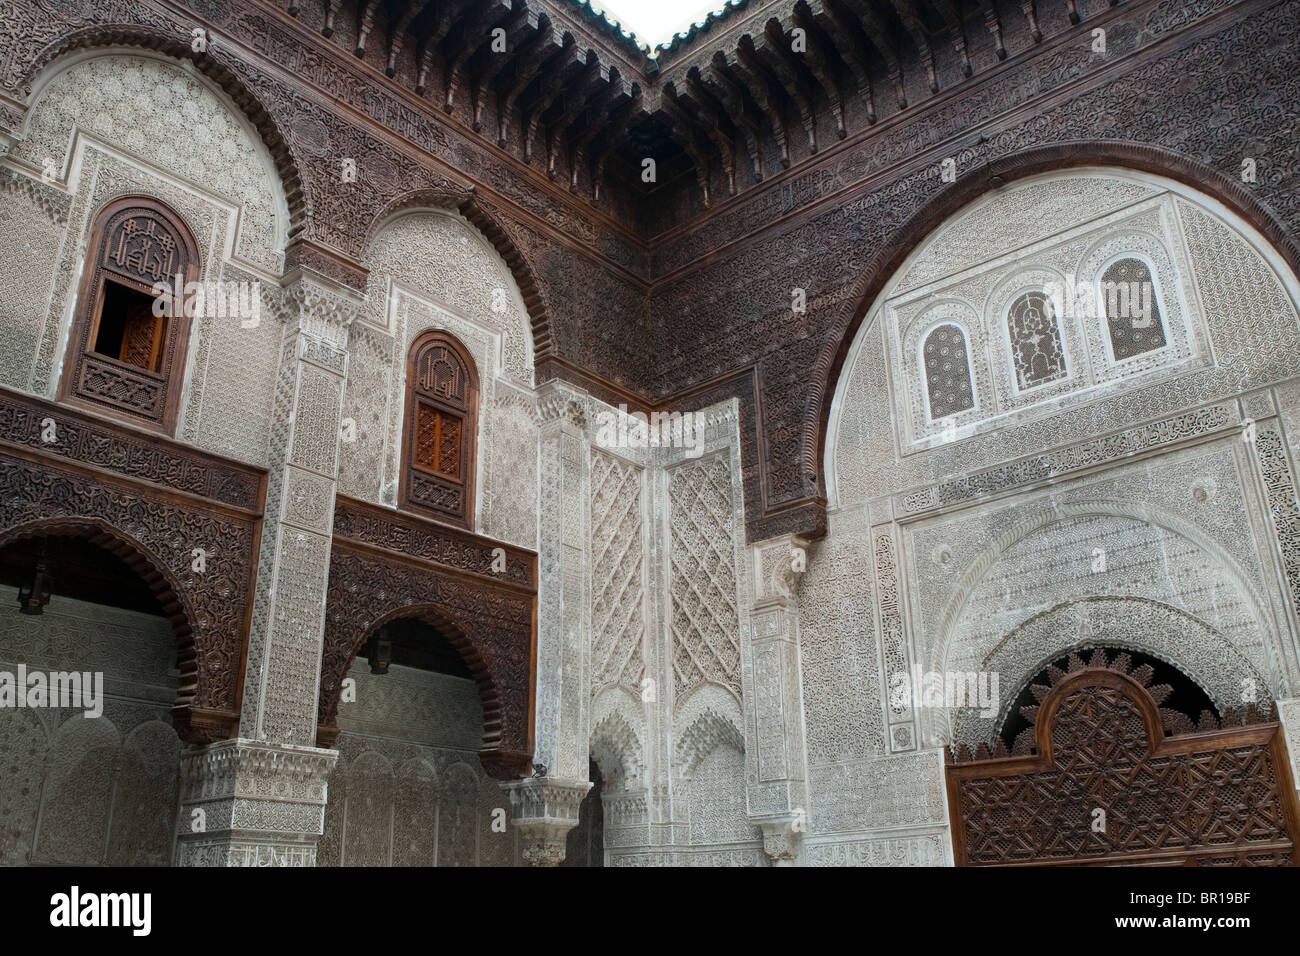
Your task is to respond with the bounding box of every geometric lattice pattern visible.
[923,323,975,418]
[590,451,645,695]
[1102,257,1167,360]
[1007,290,1067,389]
[668,456,740,700]
[949,655,1298,866]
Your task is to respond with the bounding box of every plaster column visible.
[177,272,358,866]
[746,534,812,865]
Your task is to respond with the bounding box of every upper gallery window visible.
[59,196,199,431]
[1100,257,1167,361]
[923,323,975,419]
[1007,291,1067,390]
[400,330,479,529]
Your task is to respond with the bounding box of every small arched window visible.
[1007,290,1067,390]
[400,331,478,529]
[923,324,975,419]
[59,196,199,431]
[1100,257,1167,360]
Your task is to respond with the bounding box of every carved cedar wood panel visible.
[319,496,537,779]
[0,387,264,742]
[946,652,1300,866]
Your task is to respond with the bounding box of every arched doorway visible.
[563,759,605,867]
[0,532,184,865]
[318,616,520,866]
[946,649,1300,866]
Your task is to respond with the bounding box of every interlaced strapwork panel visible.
[590,451,645,696]
[668,456,741,701]
[947,656,1299,866]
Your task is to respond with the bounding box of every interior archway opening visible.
[0,532,183,865]
[320,615,519,866]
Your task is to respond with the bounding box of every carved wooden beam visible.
[542,56,602,179]
[322,0,343,38]
[745,28,819,153]
[568,75,631,193]
[414,9,458,96]
[495,17,558,147]
[979,0,1007,60]
[655,93,713,207]
[800,0,875,124]
[589,88,641,201]
[888,0,939,93]
[441,0,515,113]
[664,80,737,197]
[355,0,381,56]
[518,38,585,163]
[780,11,848,139]
[690,66,763,185]
[1021,0,1043,43]
[850,0,908,108]
[717,49,791,169]
[932,0,973,77]
[467,4,540,129]
[385,0,438,77]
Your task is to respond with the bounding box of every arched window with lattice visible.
[1100,257,1167,361]
[400,330,479,529]
[1007,290,1067,390]
[58,196,199,431]
[922,323,975,419]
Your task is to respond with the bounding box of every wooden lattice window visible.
[400,331,478,529]
[58,196,199,432]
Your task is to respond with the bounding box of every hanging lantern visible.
[367,627,392,674]
[18,539,53,616]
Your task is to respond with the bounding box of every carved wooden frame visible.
[58,195,200,434]
[318,495,537,780]
[399,329,479,531]
[0,386,264,743]
[946,664,1300,867]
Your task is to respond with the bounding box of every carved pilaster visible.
[503,777,593,866]
[534,382,591,781]
[240,276,358,751]
[175,738,337,866]
[746,533,812,864]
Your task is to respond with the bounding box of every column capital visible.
[176,738,338,866]
[755,814,805,866]
[752,533,810,609]
[502,777,593,866]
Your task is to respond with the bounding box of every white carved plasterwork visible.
[0,597,183,866]
[13,54,286,274]
[176,737,337,867]
[952,596,1271,748]
[340,211,539,549]
[317,660,520,866]
[887,194,1208,450]
[667,453,742,701]
[590,449,646,697]
[830,171,1300,512]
